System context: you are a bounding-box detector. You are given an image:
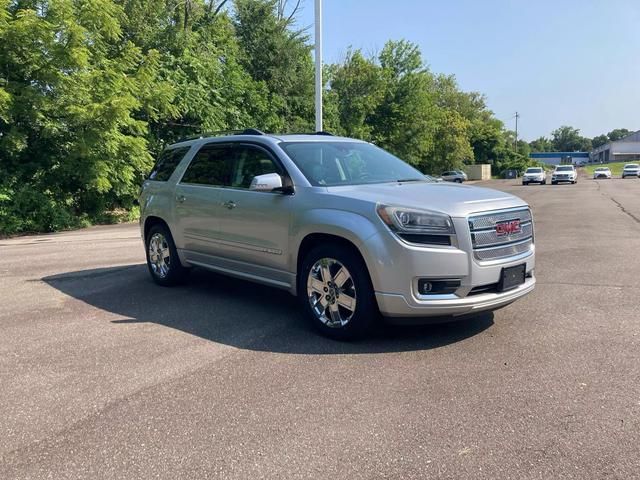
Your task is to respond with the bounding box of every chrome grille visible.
[468,208,534,261]
[468,209,532,230]
[471,222,533,248]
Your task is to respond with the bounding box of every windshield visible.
[555,166,574,171]
[280,141,427,186]
[526,168,542,173]
[595,168,608,171]
[624,164,639,168]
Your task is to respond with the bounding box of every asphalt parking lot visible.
[1,175,639,479]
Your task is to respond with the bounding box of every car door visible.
[173,144,234,259]
[213,143,293,281]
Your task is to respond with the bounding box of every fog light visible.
[418,279,461,295]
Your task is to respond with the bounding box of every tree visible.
[0,2,529,235]
[551,126,592,152]
[326,50,385,140]
[529,136,553,152]
[234,0,314,132]
[607,128,631,142]
[591,134,609,148]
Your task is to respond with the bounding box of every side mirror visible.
[249,173,284,192]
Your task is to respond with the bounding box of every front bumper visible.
[377,275,535,320]
[361,216,536,319]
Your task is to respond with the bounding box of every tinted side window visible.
[181,146,234,186]
[148,147,191,181]
[230,146,283,189]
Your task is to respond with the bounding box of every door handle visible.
[176,194,186,203]
[223,200,237,210]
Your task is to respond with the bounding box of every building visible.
[529,152,590,166]
[590,130,640,164]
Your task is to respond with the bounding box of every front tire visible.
[145,223,189,286]
[299,244,377,340]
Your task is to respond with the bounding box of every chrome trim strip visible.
[184,233,282,255]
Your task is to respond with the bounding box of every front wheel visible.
[145,223,189,286]
[455,178,463,183]
[542,180,547,185]
[299,245,377,340]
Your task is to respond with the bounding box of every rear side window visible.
[181,145,235,186]
[148,147,191,181]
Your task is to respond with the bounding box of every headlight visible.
[377,205,455,246]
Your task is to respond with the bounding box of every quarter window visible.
[148,147,191,181]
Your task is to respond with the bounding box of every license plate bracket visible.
[498,264,526,292]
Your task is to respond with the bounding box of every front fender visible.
[290,208,383,286]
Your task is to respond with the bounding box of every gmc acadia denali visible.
[140,130,536,339]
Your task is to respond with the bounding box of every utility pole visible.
[514,111,520,152]
[314,0,323,132]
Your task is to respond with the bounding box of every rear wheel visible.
[551,181,557,185]
[145,223,189,286]
[299,244,377,340]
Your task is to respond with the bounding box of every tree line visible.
[0,0,616,235]
[527,127,633,156]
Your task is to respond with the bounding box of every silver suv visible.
[140,131,536,339]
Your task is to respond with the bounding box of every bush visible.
[0,185,83,236]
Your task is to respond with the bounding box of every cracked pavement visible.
[1,175,639,479]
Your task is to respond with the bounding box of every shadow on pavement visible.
[42,264,494,355]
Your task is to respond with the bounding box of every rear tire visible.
[298,244,377,340]
[145,223,189,286]
[551,181,557,185]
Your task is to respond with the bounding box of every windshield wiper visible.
[396,178,425,183]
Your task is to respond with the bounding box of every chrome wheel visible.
[307,258,357,328]
[148,232,171,278]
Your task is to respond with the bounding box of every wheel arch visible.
[143,215,171,241]
[295,232,375,298]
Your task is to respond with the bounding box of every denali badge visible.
[495,219,521,236]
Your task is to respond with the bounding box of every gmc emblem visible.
[495,219,521,236]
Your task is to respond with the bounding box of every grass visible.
[583,162,631,177]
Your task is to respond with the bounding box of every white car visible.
[593,167,612,179]
[551,165,578,185]
[621,164,640,178]
[522,167,546,185]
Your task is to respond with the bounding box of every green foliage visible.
[550,126,592,152]
[529,136,554,152]
[606,128,631,142]
[591,134,609,148]
[492,150,543,177]
[0,1,527,235]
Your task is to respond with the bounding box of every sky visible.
[295,0,640,141]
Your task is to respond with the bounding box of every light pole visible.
[314,0,323,132]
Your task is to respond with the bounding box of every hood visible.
[326,182,527,218]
